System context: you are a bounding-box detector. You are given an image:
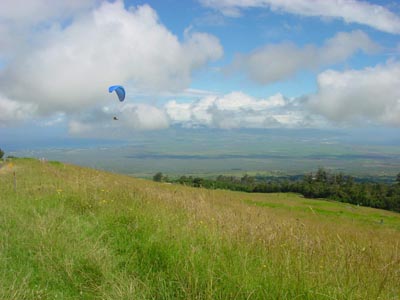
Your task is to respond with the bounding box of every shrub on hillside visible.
[153,172,163,182]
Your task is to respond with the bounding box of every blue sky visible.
[0,0,400,147]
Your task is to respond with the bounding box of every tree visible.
[315,167,328,183]
[303,173,313,184]
[153,172,163,182]
[334,173,344,185]
[0,148,4,159]
[396,173,400,185]
[241,174,254,185]
[193,177,203,187]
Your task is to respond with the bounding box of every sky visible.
[0,0,400,146]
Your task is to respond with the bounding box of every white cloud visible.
[0,0,96,24]
[199,0,400,34]
[0,0,98,58]
[0,1,223,117]
[68,120,95,136]
[68,103,169,136]
[165,91,324,128]
[230,30,378,84]
[319,31,379,63]
[42,113,66,127]
[162,61,400,130]
[307,61,400,126]
[120,104,169,130]
[0,95,36,126]
[165,101,193,123]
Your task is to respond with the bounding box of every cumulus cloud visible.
[199,0,400,34]
[307,61,400,126]
[0,0,96,24]
[0,1,223,117]
[165,91,325,128]
[120,104,170,130]
[0,0,98,58]
[230,30,378,84]
[68,103,169,136]
[0,95,36,126]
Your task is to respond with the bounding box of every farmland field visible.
[9,128,400,179]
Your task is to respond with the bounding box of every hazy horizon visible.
[6,127,400,178]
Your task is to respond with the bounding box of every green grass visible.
[244,194,400,230]
[0,158,399,299]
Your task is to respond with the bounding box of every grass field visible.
[0,158,399,299]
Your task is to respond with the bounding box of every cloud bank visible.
[165,92,324,129]
[68,91,326,136]
[199,0,400,34]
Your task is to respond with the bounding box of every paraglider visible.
[108,85,125,120]
[108,85,125,102]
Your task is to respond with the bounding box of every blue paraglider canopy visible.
[108,85,125,102]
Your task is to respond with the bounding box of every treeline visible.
[156,169,400,213]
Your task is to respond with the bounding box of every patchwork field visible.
[10,128,400,179]
[0,158,399,299]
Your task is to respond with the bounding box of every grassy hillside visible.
[0,158,399,299]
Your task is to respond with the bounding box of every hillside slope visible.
[0,158,399,299]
